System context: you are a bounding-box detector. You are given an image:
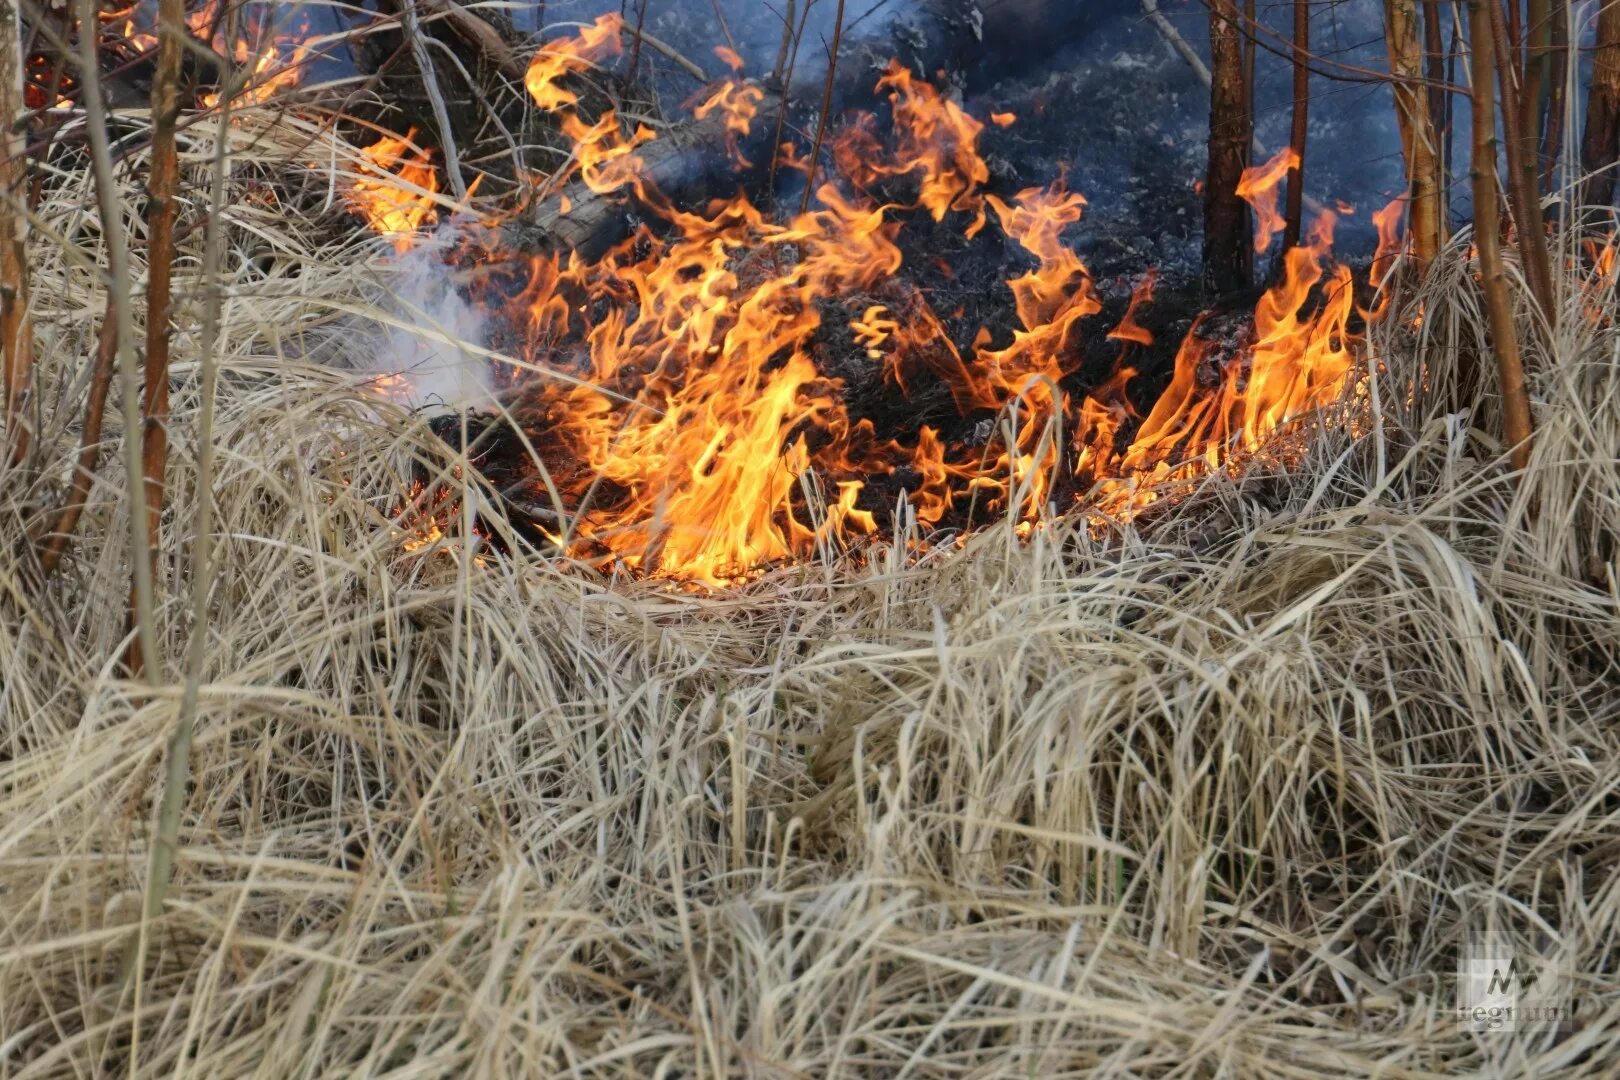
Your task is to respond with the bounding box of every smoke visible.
[366,229,493,412]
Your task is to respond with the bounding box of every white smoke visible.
[365,228,493,413]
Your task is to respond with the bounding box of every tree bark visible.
[1583,0,1620,207]
[1384,0,1446,268]
[1470,0,1533,473]
[1204,0,1253,293]
[1283,0,1309,252]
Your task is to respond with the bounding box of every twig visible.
[138,12,236,1009]
[1282,0,1308,252]
[404,0,467,199]
[617,22,707,83]
[709,0,739,58]
[628,0,649,84]
[799,0,845,215]
[773,0,797,84]
[767,0,811,200]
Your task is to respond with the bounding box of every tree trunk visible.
[1488,0,1557,329]
[1283,0,1309,252]
[1538,0,1568,188]
[1421,0,1449,221]
[128,0,184,674]
[0,0,30,464]
[1470,0,1533,473]
[1521,0,1548,183]
[1384,0,1446,268]
[1205,0,1253,293]
[1583,0,1620,207]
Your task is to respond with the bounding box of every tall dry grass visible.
[1,93,1618,1078]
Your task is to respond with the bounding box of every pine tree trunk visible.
[1205,0,1253,293]
[1384,0,1445,267]
[1583,1,1620,207]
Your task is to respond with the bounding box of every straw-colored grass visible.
[2,102,1618,1078]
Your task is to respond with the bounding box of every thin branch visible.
[36,314,117,576]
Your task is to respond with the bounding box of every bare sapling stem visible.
[76,0,160,680]
[37,315,117,576]
[1385,0,1446,268]
[1,0,32,465]
[1470,0,1535,472]
[1487,0,1557,331]
[1283,0,1309,253]
[799,0,846,216]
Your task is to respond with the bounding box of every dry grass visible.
[2,100,1619,1078]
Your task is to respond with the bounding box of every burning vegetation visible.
[6,4,1620,1077]
[343,15,1372,584]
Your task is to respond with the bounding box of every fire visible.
[47,2,311,111]
[372,23,1372,582]
[1236,147,1300,253]
[348,132,440,249]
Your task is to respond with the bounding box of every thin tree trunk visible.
[0,1,30,464]
[1470,0,1534,472]
[1583,0,1620,207]
[1205,0,1253,293]
[1522,0,1548,183]
[1283,0,1309,252]
[1488,0,1557,328]
[1242,0,1256,120]
[1385,1,1446,268]
[128,0,185,674]
[1537,0,1567,188]
[1422,0,1450,221]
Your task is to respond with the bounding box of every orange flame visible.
[348,132,440,250]
[393,23,1370,582]
[1236,147,1300,253]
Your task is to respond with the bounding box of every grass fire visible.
[2,1,1618,1075]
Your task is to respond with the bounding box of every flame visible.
[373,23,1372,583]
[348,132,439,249]
[694,79,766,166]
[74,1,310,109]
[525,14,624,111]
[1236,147,1300,253]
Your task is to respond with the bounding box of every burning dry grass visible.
[3,107,1620,1077]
